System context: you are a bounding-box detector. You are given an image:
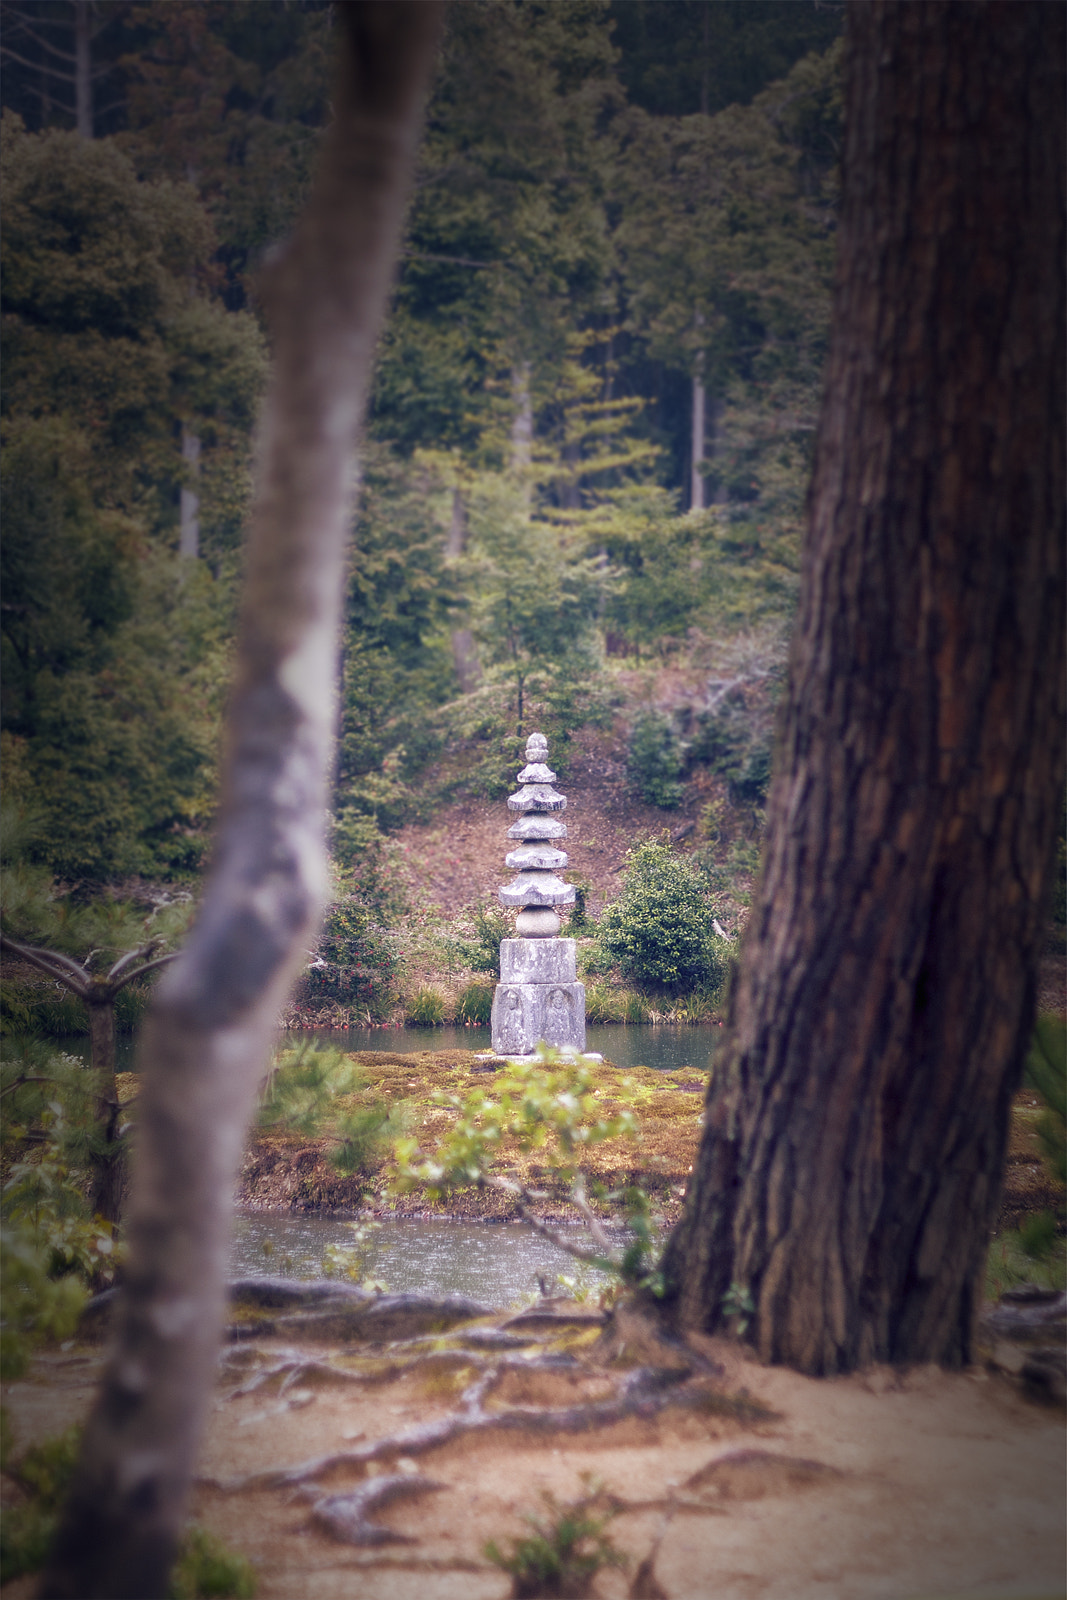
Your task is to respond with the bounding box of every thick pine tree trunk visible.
[660,0,1065,1375]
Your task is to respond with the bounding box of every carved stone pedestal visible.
[491,938,586,1055]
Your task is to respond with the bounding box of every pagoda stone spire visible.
[491,731,586,1056]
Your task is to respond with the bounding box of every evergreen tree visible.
[0,115,266,878]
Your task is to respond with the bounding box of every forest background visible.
[0,0,869,1036]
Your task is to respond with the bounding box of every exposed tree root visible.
[202,1363,768,1493]
[302,1472,446,1545]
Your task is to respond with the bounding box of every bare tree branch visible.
[114,953,177,988]
[0,935,91,996]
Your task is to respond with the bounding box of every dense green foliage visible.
[1,115,265,880]
[598,841,734,995]
[628,711,685,808]
[257,1043,394,1178]
[1,3,843,944]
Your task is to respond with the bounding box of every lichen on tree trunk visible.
[39,8,444,1597]
[659,0,1066,1375]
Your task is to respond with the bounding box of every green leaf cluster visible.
[485,1483,627,1599]
[598,840,735,995]
[257,1043,395,1178]
[392,1050,643,1200]
[627,710,685,808]
[1,115,266,881]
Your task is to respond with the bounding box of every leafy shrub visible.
[564,879,591,934]
[689,696,774,803]
[627,711,684,808]
[257,1044,391,1176]
[1025,1016,1066,1187]
[577,942,614,979]
[405,987,448,1026]
[598,841,735,996]
[1,1426,81,1583]
[485,1485,627,1599]
[456,899,512,978]
[303,895,398,1018]
[456,980,494,1025]
[169,1526,257,1599]
[1,1104,121,1378]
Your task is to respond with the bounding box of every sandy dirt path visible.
[3,1309,1063,1600]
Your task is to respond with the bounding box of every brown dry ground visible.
[3,1317,1064,1600]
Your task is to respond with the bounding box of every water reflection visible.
[230,1211,614,1307]
[300,1023,719,1074]
[53,1022,718,1076]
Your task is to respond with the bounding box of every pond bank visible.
[238,1048,704,1225]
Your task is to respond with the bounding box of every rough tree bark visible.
[660,0,1065,1375]
[39,8,443,1596]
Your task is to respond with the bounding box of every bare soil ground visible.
[388,723,731,924]
[3,1304,1063,1600]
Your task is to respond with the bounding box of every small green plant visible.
[456,899,513,978]
[485,1482,627,1599]
[628,711,684,808]
[986,1225,1067,1300]
[304,893,399,1019]
[1025,1015,1066,1188]
[577,942,614,980]
[1,1093,122,1379]
[1019,1209,1059,1260]
[456,979,494,1025]
[564,879,592,935]
[169,1526,257,1600]
[721,1280,755,1336]
[1,1425,81,1583]
[621,990,651,1024]
[257,1043,392,1176]
[584,983,624,1023]
[405,986,448,1026]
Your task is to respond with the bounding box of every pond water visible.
[59,1022,720,1076]
[297,1022,720,1075]
[47,1024,700,1304]
[230,1210,616,1307]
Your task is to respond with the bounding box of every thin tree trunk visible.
[85,998,123,1224]
[690,309,706,511]
[73,0,92,139]
[446,487,480,692]
[40,9,443,1596]
[660,0,1065,1375]
[511,360,532,475]
[179,427,201,560]
[690,369,705,511]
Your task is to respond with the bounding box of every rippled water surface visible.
[230,1211,614,1306]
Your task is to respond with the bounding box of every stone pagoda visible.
[490,731,586,1057]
